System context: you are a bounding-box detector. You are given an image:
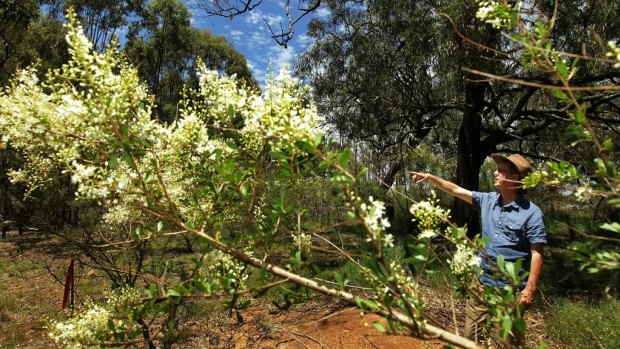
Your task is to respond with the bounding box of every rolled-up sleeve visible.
[472,191,483,212]
[527,210,547,245]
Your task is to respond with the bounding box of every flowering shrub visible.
[49,289,143,348]
[0,9,510,349]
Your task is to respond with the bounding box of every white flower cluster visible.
[292,232,313,253]
[358,196,392,246]
[450,244,481,275]
[475,1,519,29]
[241,66,320,151]
[361,196,391,232]
[203,249,249,288]
[574,185,594,202]
[409,191,449,239]
[606,41,620,69]
[193,67,249,127]
[50,305,111,349]
[49,288,141,348]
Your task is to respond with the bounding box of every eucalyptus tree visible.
[124,0,256,122]
[0,1,70,85]
[41,0,144,50]
[295,0,620,231]
[0,0,39,84]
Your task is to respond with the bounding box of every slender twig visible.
[462,68,620,91]
[275,326,323,349]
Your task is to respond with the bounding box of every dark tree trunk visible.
[381,161,402,189]
[455,81,486,238]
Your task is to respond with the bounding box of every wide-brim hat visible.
[491,154,531,178]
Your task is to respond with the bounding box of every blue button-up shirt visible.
[472,191,547,287]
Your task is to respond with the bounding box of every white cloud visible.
[230,30,245,41]
[244,8,283,28]
[315,7,331,18]
[263,13,284,27]
[269,0,286,9]
[245,10,263,24]
[268,45,295,74]
[248,31,270,47]
[296,33,313,47]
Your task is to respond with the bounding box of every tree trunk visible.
[381,161,402,189]
[455,81,486,238]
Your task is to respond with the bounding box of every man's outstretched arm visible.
[410,172,473,204]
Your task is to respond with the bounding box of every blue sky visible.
[187,1,330,83]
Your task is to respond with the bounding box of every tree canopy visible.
[294,0,620,229]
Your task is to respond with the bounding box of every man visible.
[411,154,546,346]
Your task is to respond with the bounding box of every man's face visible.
[493,162,520,190]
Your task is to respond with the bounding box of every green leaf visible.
[313,132,323,147]
[354,297,379,311]
[279,166,291,178]
[269,151,289,160]
[371,321,387,333]
[109,153,118,169]
[193,280,212,293]
[555,59,569,80]
[607,198,620,208]
[505,261,516,281]
[166,289,181,297]
[551,89,568,101]
[362,256,385,277]
[603,139,614,151]
[333,271,349,290]
[337,148,352,167]
[296,141,315,154]
[295,250,302,265]
[574,109,586,125]
[497,255,505,271]
[120,123,129,138]
[500,316,512,339]
[383,292,394,307]
[599,222,620,233]
[122,152,132,166]
[514,316,526,336]
[227,104,235,119]
[594,158,607,175]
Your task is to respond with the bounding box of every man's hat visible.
[491,154,531,178]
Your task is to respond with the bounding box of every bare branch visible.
[191,0,323,47]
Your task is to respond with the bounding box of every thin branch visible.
[462,67,620,91]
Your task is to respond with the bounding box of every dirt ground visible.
[0,230,555,348]
[178,299,448,349]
